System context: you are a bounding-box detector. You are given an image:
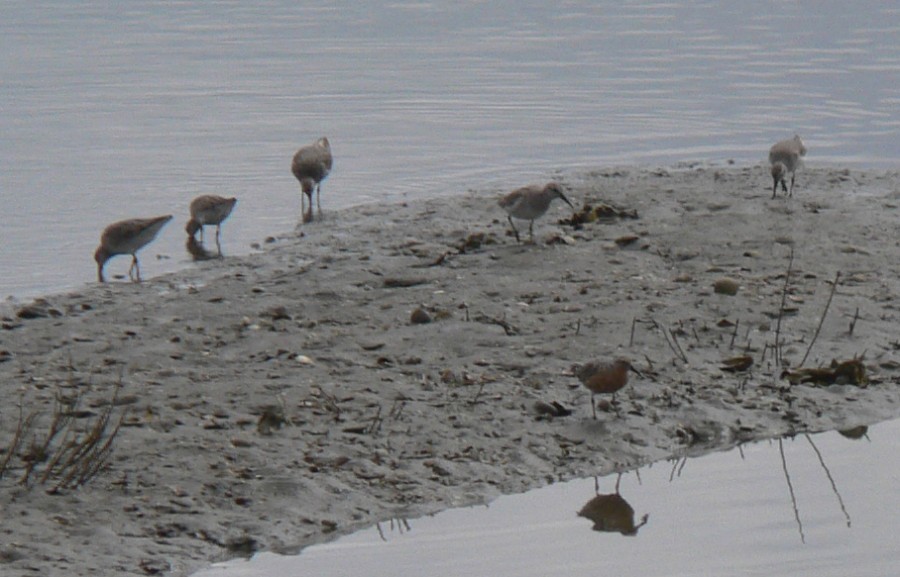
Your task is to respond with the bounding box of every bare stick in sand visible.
[769,135,807,198]
[185,195,237,255]
[498,182,574,243]
[291,137,333,223]
[94,215,173,283]
[571,358,643,419]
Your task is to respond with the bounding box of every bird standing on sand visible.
[769,135,807,198]
[498,182,574,243]
[185,195,237,255]
[94,215,173,283]
[291,137,333,223]
[572,358,642,419]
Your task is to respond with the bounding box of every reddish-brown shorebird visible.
[291,137,333,223]
[572,358,642,419]
[94,215,173,283]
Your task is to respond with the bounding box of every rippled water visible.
[2,1,899,297]
[192,418,900,577]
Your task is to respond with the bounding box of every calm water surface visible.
[2,1,899,297]
[193,418,900,577]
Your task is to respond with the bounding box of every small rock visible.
[614,234,640,248]
[410,308,432,324]
[266,306,291,321]
[713,277,739,295]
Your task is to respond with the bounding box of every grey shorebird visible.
[185,194,237,255]
[94,215,173,283]
[291,137,333,223]
[769,135,806,198]
[498,182,574,243]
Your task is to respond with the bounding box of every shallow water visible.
[193,418,899,577]
[2,1,899,298]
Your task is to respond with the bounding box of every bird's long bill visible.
[559,191,575,210]
[629,365,645,378]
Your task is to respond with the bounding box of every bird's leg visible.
[781,179,788,193]
[215,225,222,256]
[303,193,314,223]
[129,255,142,283]
[591,393,597,420]
[301,188,308,219]
[772,179,778,199]
[199,226,205,244]
[528,219,535,244]
[789,173,796,197]
[316,184,322,219]
[507,215,521,243]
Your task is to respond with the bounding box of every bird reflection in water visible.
[577,474,649,536]
[185,234,217,261]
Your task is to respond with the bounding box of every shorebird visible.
[94,215,173,283]
[769,135,807,198]
[291,136,333,223]
[498,182,574,243]
[185,195,237,255]
[572,358,642,419]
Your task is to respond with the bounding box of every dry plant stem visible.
[365,406,383,436]
[729,319,739,349]
[470,381,487,406]
[388,399,405,421]
[629,317,637,347]
[774,248,795,367]
[60,408,127,492]
[848,307,859,336]
[1,402,38,479]
[799,271,841,367]
[669,328,688,362]
[32,393,80,484]
[649,319,688,363]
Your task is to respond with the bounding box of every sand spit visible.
[1,165,899,576]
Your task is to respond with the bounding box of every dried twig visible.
[773,248,795,367]
[473,313,518,336]
[470,382,487,406]
[1,401,38,479]
[848,306,859,337]
[729,319,740,349]
[365,405,383,436]
[649,319,688,363]
[799,271,841,367]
